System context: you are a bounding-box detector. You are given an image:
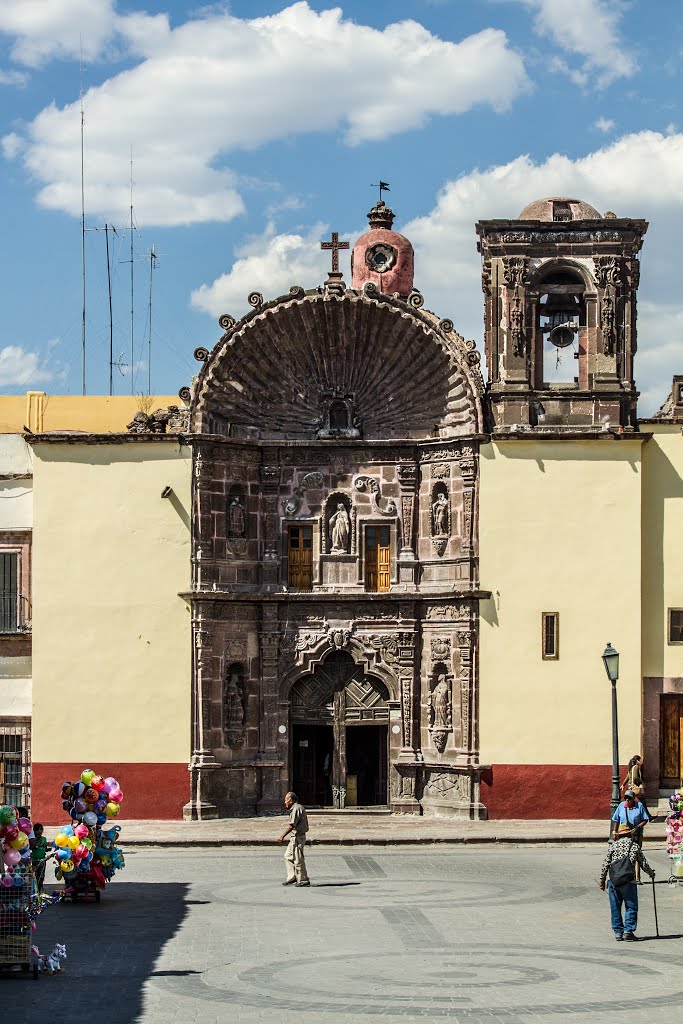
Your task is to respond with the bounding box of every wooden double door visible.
[291,651,389,808]
[661,695,683,788]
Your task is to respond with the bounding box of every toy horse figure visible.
[32,942,67,974]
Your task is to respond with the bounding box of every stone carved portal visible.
[290,651,389,808]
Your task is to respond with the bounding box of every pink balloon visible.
[109,787,123,803]
[104,777,118,790]
[3,849,20,867]
[74,824,88,839]
[0,876,12,888]
[17,817,31,834]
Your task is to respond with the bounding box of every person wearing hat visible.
[612,789,649,882]
[599,829,655,941]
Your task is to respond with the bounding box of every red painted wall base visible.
[31,762,189,824]
[480,764,623,819]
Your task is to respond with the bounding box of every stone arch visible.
[529,257,596,294]
[279,632,399,704]
[190,289,484,439]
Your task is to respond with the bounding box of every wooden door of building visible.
[365,525,390,593]
[661,695,683,788]
[290,651,389,807]
[288,525,312,591]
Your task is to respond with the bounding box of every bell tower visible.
[476,197,648,432]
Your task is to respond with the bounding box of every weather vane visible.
[371,181,391,203]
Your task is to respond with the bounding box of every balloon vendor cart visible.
[0,807,41,979]
[666,791,683,885]
[54,769,125,902]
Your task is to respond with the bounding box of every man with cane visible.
[599,810,656,941]
[612,789,649,882]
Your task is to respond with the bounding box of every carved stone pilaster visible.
[503,255,529,359]
[184,622,220,821]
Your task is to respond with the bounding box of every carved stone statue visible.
[431,673,452,729]
[329,502,350,553]
[224,666,246,747]
[228,497,246,538]
[432,493,449,536]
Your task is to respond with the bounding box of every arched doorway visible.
[290,651,389,808]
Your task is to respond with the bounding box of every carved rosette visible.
[368,634,399,664]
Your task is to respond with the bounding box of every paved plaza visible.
[15,842,683,1024]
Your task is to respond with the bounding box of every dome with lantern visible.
[351,200,414,297]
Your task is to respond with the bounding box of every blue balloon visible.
[57,849,70,861]
[96,813,107,825]
[62,825,74,836]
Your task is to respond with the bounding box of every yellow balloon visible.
[61,859,74,874]
[10,831,28,850]
[54,833,68,848]
[67,835,79,850]
[105,802,120,818]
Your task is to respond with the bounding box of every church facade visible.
[11,194,683,822]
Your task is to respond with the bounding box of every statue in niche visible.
[432,493,449,536]
[428,671,452,754]
[228,496,246,538]
[224,665,246,748]
[329,502,350,553]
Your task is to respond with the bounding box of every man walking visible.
[612,788,649,882]
[278,791,310,887]
[599,829,655,941]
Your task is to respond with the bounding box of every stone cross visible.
[321,232,349,274]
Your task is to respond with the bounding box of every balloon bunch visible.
[54,769,125,889]
[0,805,33,890]
[670,791,683,813]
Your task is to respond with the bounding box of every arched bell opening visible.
[289,650,390,809]
[534,266,588,389]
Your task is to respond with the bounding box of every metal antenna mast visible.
[80,41,86,395]
[105,224,114,396]
[130,147,135,395]
[147,245,157,396]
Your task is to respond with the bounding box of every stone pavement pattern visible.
[16,844,683,1024]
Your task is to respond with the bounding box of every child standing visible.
[30,824,53,891]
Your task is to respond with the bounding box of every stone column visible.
[260,456,280,588]
[193,447,216,589]
[257,627,284,814]
[184,620,220,820]
[459,447,477,562]
[397,463,418,585]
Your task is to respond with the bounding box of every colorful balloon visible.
[54,833,68,848]
[67,835,80,851]
[104,802,120,818]
[81,769,95,786]
[83,811,98,827]
[10,831,28,850]
[74,824,88,839]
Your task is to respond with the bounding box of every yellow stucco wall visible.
[479,439,643,765]
[0,393,181,434]
[642,424,683,678]
[31,441,192,763]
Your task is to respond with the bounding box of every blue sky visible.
[0,0,681,412]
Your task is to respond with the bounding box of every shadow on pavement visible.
[313,882,362,888]
[3,882,189,1024]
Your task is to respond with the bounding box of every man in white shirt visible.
[278,791,310,887]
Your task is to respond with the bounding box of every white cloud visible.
[520,0,637,86]
[0,345,52,386]
[1,131,22,158]
[594,116,615,133]
[5,3,529,226]
[0,0,168,67]
[0,66,27,86]
[191,222,344,318]
[195,131,683,415]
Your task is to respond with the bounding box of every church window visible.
[287,526,313,591]
[668,609,683,644]
[365,525,390,593]
[542,612,559,660]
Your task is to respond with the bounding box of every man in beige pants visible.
[278,791,310,887]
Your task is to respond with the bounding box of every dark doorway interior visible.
[346,724,388,806]
[292,723,333,807]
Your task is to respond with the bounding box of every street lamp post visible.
[602,642,621,823]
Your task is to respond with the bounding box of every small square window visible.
[668,609,683,644]
[542,612,559,660]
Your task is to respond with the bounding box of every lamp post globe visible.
[602,643,621,824]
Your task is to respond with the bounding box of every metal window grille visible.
[542,612,559,660]
[0,551,30,633]
[0,721,31,809]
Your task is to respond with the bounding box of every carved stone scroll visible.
[354,475,396,515]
